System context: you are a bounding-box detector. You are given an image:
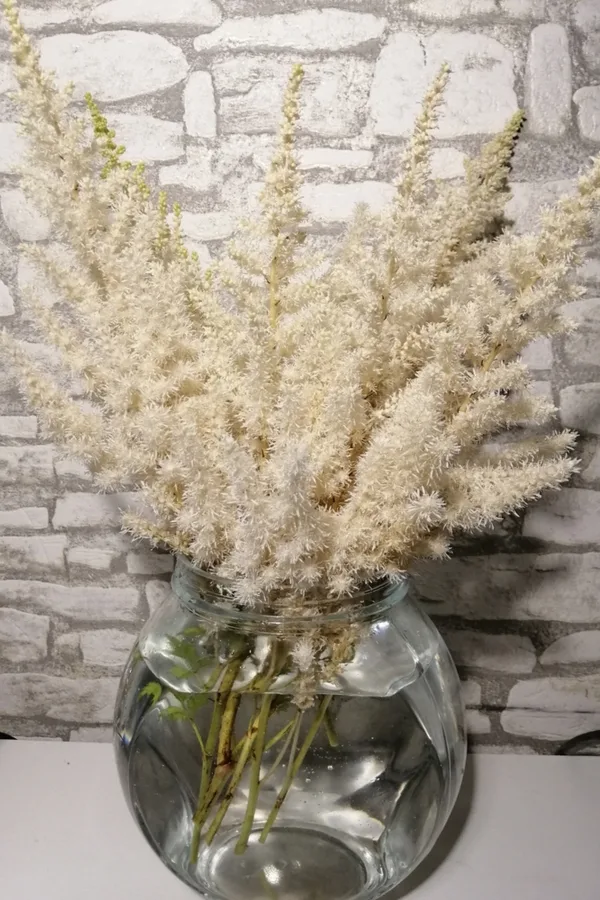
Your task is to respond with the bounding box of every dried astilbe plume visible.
[2,0,599,610]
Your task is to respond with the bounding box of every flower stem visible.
[204,709,262,845]
[189,657,242,865]
[235,694,273,854]
[260,710,302,787]
[259,696,332,844]
[324,708,339,748]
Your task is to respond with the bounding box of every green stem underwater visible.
[259,696,332,844]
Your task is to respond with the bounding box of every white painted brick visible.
[445,632,536,673]
[0,580,139,622]
[461,680,481,707]
[54,632,81,658]
[532,380,553,401]
[0,674,118,722]
[508,675,600,712]
[582,446,600,483]
[39,32,189,103]
[502,0,546,17]
[473,743,536,754]
[502,709,600,740]
[302,182,394,226]
[0,416,37,439]
[80,629,136,668]
[0,445,54,484]
[215,57,372,139]
[146,579,172,616]
[541,632,600,666]
[520,337,553,370]
[0,279,15,317]
[184,71,217,139]
[180,211,235,242]
[126,551,174,575]
[0,7,75,30]
[371,32,518,139]
[160,149,214,192]
[574,87,600,143]
[506,180,576,234]
[0,507,49,531]
[563,299,600,368]
[54,456,93,481]
[0,535,67,574]
[109,114,184,164]
[0,607,49,663]
[560,383,600,435]
[415,553,600,622]
[465,709,492,735]
[430,148,467,180]
[583,35,600,73]
[0,123,25,175]
[407,0,495,17]
[298,149,373,171]
[578,258,600,283]
[0,61,17,94]
[523,489,600,545]
[69,726,113,743]
[53,492,139,529]
[574,0,600,30]
[67,547,114,571]
[194,10,386,53]
[1,189,51,241]
[525,25,571,138]
[93,0,222,27]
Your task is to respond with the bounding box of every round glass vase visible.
[114,556,466,900]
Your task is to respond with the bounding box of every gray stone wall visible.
[0,0,599,751]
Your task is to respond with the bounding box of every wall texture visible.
[0,0,599,751]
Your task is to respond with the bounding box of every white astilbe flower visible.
[3,0,600,612]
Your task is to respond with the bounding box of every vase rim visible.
[172,553,410,629]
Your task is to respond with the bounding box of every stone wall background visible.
[0,0,599,751]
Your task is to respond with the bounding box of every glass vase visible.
[114,556,466,900]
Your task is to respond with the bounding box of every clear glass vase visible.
[114,557,466,900]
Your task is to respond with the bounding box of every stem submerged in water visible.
[235,693,273,854]
[259,696,332,844]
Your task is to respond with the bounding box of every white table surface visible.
[1,741,599,899]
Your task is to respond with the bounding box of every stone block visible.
[415,552,600,622]
[80,629,136,668]
[126,551,174,575]
[525,25,571,137]
[302,182,394,226]
[560,383,600,435]
[522,489,600,545]
[0,445,54,484]
[93,0,222,27]
[0,416,37,439]
[445,631,536,673]
[0,535,67,574]
[0,674,119,723]
[541,631,600,665]
[1,189,51,241]
[184,71,217,138]
[215,58,372,138]
[0,580,140,622]
[0,123,25,175]
[109,114,184,163]
[574,87,600,143]
[0,607,49,663]
[53,492,139,528]
[194,10,386,53]
[501,709,600,740]
[370,32,518,139]
[39,32,189,102]
[0,507,49,531]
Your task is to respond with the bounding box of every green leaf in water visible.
[138,681,162,706]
